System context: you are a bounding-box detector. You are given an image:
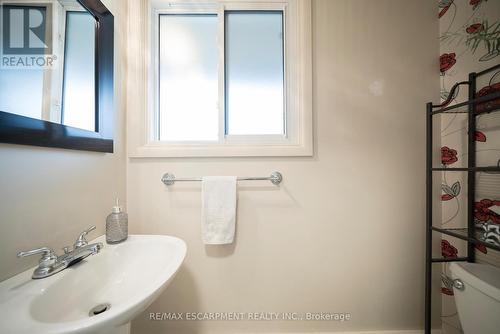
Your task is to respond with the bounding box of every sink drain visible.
[89,303,111,317]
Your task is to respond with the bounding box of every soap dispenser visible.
[106,199,128,244]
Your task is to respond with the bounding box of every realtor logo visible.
[1,2,56,68]
[1,3,53,55]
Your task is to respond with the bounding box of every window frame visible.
[128,0,312,157]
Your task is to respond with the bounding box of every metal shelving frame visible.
[425,63,500,334]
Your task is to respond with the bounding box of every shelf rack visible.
[425,63,500,334]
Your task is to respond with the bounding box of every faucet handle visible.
[74,225,96,249]
[17,247,57,268]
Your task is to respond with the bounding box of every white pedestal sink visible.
[0,235,187,334]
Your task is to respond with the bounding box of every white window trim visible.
[127,0,312,157]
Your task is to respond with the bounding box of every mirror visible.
[0,0,114,152]
[0,0,95,131]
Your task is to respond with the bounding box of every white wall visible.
[127,0,439,333]
[0,0,127,282]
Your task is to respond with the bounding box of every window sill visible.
[128,141,313,158]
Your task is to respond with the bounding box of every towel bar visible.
[161,171,283,186]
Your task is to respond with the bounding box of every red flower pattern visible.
[439,0,495,299]
[439,5,450,18]
[469,0,486,9]
[475,243,488,254]
[476,83,500,114]
[442,240,458,258]
[440,53,457,73]
[442,194,454,201]
[475,131,487,142]
[439,0,454,18]
[466,23,484,34]
[441,146,458,165]
[474,199,500,224]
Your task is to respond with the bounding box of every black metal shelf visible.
[432,227,500,252]
[431,166,500,172]
[424,63,500,334]
[477,63,500,76]
[431,91,500,115]
[431,257,468,263]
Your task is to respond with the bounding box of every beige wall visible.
[128,0,439,333]
[0,0,127,282]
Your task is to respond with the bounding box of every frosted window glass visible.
[159,15,218,141]
[62,11,95,131]
[225,11,284,135]
[0,68,44,119]
[0,6,45,119]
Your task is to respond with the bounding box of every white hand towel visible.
[201,176,237,245]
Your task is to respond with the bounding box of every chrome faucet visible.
[17,226,103,279]
[73,225,97,249]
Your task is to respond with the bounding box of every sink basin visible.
[0,235,187,334]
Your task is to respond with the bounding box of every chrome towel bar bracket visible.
[161,171,283,186]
